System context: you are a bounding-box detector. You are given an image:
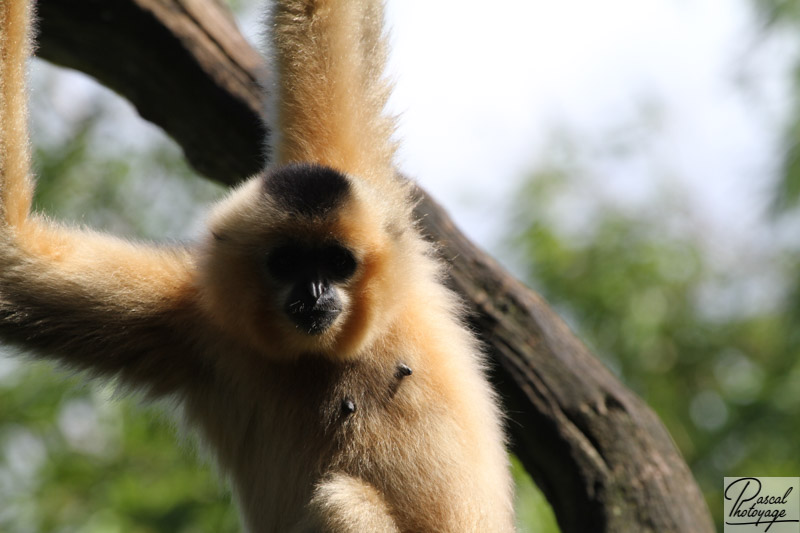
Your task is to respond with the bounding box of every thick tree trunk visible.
[34,1,715,531]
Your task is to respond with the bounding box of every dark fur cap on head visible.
[264,163,351,217]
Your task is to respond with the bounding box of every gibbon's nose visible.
[308,279,326,302]
[284,277,342,335]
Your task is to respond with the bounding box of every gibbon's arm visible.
[269,0,396,181]
[0,1,206,396]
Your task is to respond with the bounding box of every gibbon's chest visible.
[187,354,421,524]
[261,355,417,448]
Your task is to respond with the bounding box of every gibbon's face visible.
[264,240,357,335]
[203,162,399,357]
[259,163,361,337]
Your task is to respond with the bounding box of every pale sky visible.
[376,0,796,252]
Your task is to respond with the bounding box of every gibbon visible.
[0,0,515,531]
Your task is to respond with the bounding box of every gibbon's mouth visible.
[285,302,342,335]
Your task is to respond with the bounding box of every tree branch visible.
[34,1,715,531]
[36,0,267,181]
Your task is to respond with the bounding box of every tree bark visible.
[34,1,715,531]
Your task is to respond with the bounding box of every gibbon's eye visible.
[321,245,357,281]
[266,243,356,284]
[266,245,306,281]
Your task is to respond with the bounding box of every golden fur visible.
[0,0,515,531]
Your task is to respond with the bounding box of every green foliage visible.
[776,120,800,210]
[0,363,239,533]
[756,0,800,23]
[511,164,800,529]
[512,457,560,533]
[753,0,800,211]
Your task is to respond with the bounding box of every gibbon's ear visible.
[266,0,396,182]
